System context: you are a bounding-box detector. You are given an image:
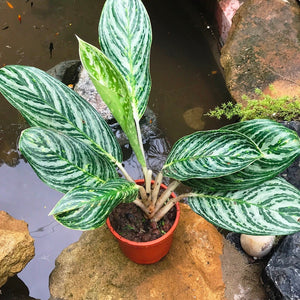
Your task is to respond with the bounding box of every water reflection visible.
[0,101,28,167]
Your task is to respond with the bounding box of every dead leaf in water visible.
[6,1,14,9]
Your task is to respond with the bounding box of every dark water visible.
[0,0,232,299]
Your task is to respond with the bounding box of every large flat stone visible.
[49,203,225,300]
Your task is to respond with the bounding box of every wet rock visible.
[183,106,205,130]
[263,232,300,300]
[226,232,243,251]
[49,203,225,300]
[220,0,300,104]
[280,121,300,190]
[240,234,275,259]
[0,211,35,287]
[215,0,244,45]
[0,275,38,300]
[47,60,81,85]
[74,66,113,121]
[222,239,268,299]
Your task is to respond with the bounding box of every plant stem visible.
[151,193,196,222]
[133,107,147,168]
[145,169,152,194]
[133,199,151,217]
[151,172,163,206]
[116,162,134,182]
[149,180,181,218]
[138,185,148,202]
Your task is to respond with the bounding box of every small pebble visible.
[240,234,275,258]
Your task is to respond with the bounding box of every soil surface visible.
[109,202,177,242]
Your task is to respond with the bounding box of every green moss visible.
[206,87,300,122]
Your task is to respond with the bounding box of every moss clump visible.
[206,87,300,122]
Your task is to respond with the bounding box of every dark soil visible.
[109,202,177,242]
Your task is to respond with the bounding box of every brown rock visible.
[220,0,300,104]
[0,211,35,287]
[49,203,225,300]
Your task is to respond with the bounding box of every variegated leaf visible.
[163,130,262,181]
[49,178,139,230]
[188,177,300,235]
[185,119,300,191]
[99,0,152,118]
[0,65,122,164]
[78,37,146,167]
[19,127,118,193]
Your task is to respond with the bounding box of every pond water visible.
[0,0,232,299]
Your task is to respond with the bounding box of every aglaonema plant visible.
[0,0,300,235]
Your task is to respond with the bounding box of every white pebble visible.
[240,234,275,258]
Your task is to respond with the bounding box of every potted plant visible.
[0,0,300,264]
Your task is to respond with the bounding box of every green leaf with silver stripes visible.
[163,130,263,181]
[99,0,152,119]
[185,119,300,191]
[188,177,300,235]
[0,65,122,164]
[49,178,139,230]
[19,127,118,194]
[78,37,146,168]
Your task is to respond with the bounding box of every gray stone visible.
[47,60,81,85]
[74,67,113,121]
[263,232,300,300]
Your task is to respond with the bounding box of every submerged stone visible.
[183,107,205,130]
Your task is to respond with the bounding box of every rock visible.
[0,275,38,300]
[240,234,275,258]
[263,232,300,300]
[0,211,35,287]
[222,238,268,299]
[47,60,81,85]
[74,67,113,121]
[280,121,300,190]
[215,0,244,45]
[49,203,225,300]
[220,0,300,104]
[183,107,205,130]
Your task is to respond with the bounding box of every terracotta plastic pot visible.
[106,179,180,264]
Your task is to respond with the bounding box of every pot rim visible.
[106,179,180,246]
